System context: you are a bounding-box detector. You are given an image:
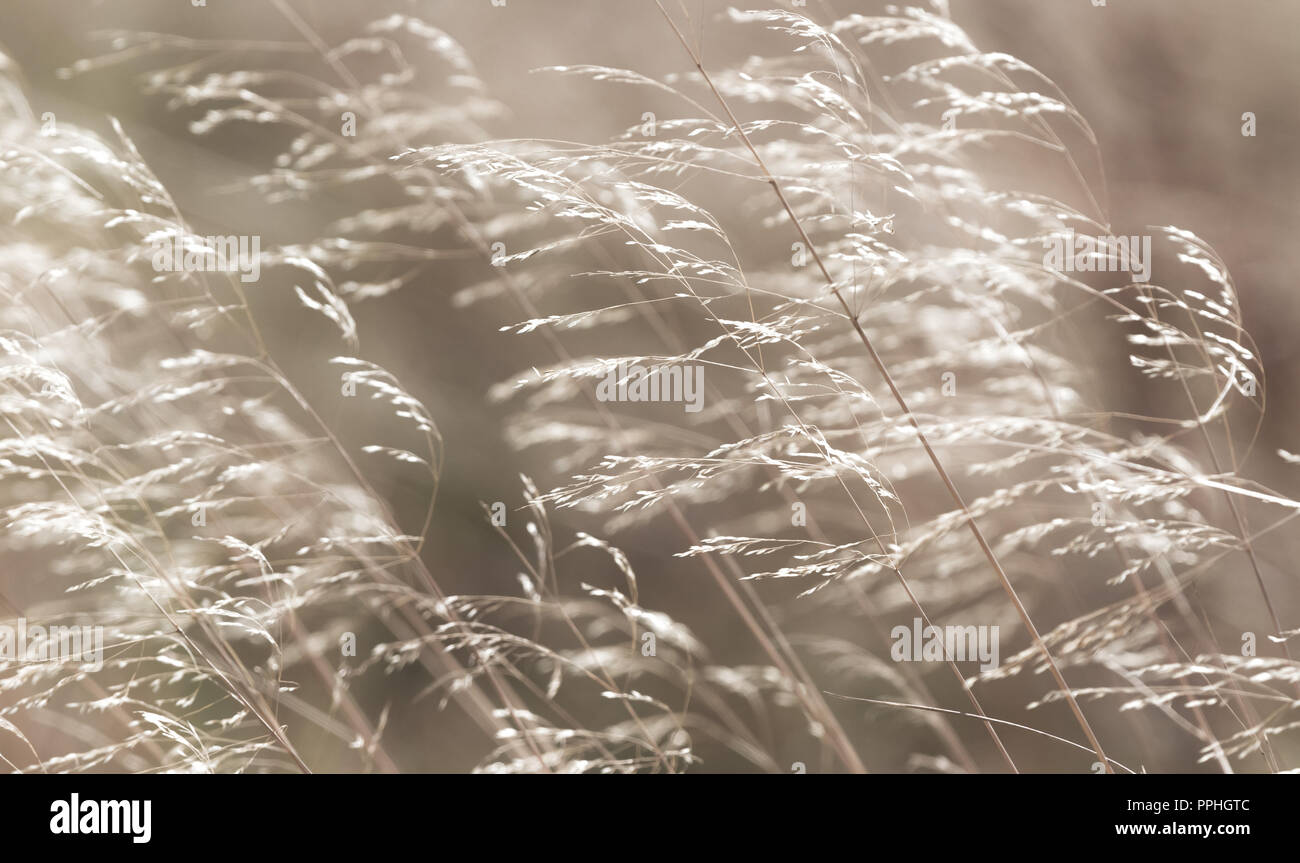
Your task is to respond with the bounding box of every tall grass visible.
[1,1,1296,773]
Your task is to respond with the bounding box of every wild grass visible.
[1,1,1296,773]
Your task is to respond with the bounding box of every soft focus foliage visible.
[1,2,1297,773]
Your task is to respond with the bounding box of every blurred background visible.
[1,0,1297,771]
